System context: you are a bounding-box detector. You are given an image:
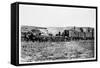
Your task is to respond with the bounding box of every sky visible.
[19,4,96,28]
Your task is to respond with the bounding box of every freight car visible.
[85,32,94,40]
[68,30,79,40]
[78,32,85,40]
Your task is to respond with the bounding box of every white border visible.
[19,4,96,64]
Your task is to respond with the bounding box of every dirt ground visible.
[21,40,94,62]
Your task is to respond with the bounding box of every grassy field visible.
[21,40,94,62]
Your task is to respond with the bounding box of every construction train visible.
[21,27,94,42]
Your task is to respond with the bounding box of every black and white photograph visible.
[19,3,97,64]
[11,2,97,65]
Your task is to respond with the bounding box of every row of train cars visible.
[21,27,94,42]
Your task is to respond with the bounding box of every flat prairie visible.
[21,40,94,62]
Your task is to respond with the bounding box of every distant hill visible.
[21,25,47,32]
[21,25,94,35]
